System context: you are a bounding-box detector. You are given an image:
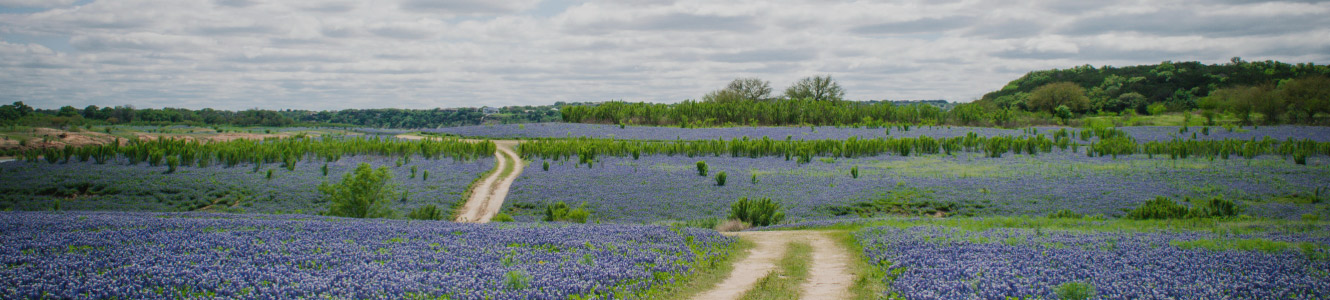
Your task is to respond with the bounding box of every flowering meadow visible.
[0,211,733,299]
[505,152,1330,223]
[0,155,491,215]
[855,225,1330,299]
[423,123,1330,142]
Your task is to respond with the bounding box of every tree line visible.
[0,103,566,128]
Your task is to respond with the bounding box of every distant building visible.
[482,106,499,115]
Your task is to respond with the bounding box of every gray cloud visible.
[1062,9,1330,37]
[850,17,972,35]
[1,0,1327,110]
[707,49,816,63]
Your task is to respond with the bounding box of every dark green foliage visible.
[542,161,549,171]
[422,170,429,181]
[1189,196,1240,218]
[320,163,399,219]
[165,156,179,174]
[751,173,758,185]
[1127,196,1240,220]
[979,60,1330,117]
[265,169,273,180]
[492,213,515,222]
[728,197,785,227]
[1048,209,1083,219]
[1056,282,1097,300]
[409,166,417,179]
[696,161,708,176]
[406,204,444,220]
[561,99,950,127]
[321,164,328,176]
[543,201,590,223]
[715,171,727,186]
[1126,197,1190,220]
[850,166,859,179]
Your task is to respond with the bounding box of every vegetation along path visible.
[696,230,854,300]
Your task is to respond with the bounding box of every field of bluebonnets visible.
[4,122,1330,299]
[0,211,731,299]
[425,123,1330,142]
[504,152,1330,223]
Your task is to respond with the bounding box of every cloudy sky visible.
[1,0,1327,110]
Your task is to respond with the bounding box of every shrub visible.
[504,270,531,290]
[320,163,399,219]
[422,170,429,181]
[321,164,328,176]
[492,213,515,222]
[265,169,273,180]
[850,166,859,179]
[542,161,549,171]
[410,166,417,178]
[751,173,758,184]
[696,161,708,176]
[543,201,591,223]
[715,171,727,186]
[1188,196,1239,218]
[728,197,785,227]
[165,156,179,174]
[1126,197,1190,220]
[1055,282,1097,300]
[406,204,444,220]
[1048,209,1083,219]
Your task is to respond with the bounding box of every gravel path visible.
[455,140,523,223]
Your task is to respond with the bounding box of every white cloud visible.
[0,0,1327,109]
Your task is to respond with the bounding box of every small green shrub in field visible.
[166,156,179,174]
[1188,196,1239,218]
[422,170,429,181]
[504,270,530,290]
[751,173,758,184]
[696,161,708,176]
[321,164,328,176]
[850,165,859,178]
[1056,282,1096,300]
[716,171,727,186]
[1048,209,1083,219]
[266,169,273,180]
[1126,196,1189,220]
[542,161,549,171]
[406,204,444,220]
[320,163,399,219]
[729,197,785,227]
[410,166,417,178]
[544,201,591,223]
[492,213,515,222]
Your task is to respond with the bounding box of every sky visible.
[1,0,1328,111]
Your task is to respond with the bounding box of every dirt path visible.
[393,134,526,223]
[696,231,854,300]
[455,140,523,223]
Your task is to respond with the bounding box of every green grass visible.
[739,241,813,300]
[829,231,890,300]
[632,238,755,300]
[792,215,1330,237]
[1171,238,1324,254]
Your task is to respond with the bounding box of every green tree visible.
[320,163,399,218]
[1054,105,1073,123]
[1278,76,1330,123]
[1027,82,1089,113]
[725,77,773,101]
[784,75,845,101]
[702,88,746,103]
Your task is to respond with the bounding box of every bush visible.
[542,161,549,171]
[850,166,859,179]
[1126,196,1190,220]
[696,161,708,176]
[715,171,727,186]
[493,213,515,222]
[1188,196,1239,218]
[165,156,179,174]
[728,197,785,227]
[1048,209,1083,219]
[320,163,399,219]
[543,201,591,223]
[406,204,444,220]
[1055,281,1097,300]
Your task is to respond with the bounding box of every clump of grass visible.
[739,241,813,300]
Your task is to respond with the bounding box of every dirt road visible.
[454,140,523,223]
[695,230,854,300]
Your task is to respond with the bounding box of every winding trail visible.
[696,230,854,300]
[394,134,524,223]
[455,140,523,223]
